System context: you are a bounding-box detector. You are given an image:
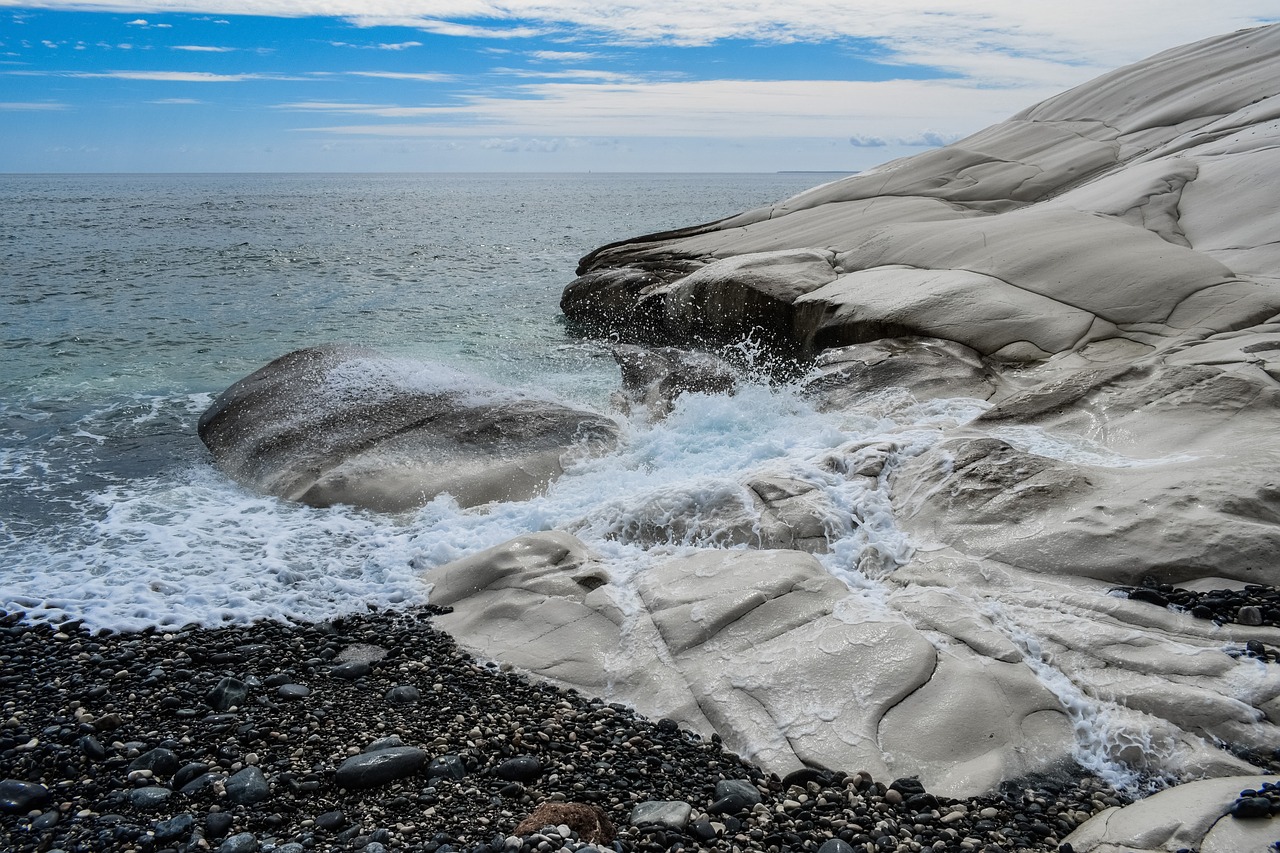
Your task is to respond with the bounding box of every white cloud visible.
[0,100,67,110]
[291,77,1045,138]
[125,18,147,26]
[10,69,304,82]
[172,45,236,52]
[491,66,636,82]
[329,40,423,50]
[529,50,597,62]
[346,70,454,81]
[850,129,961,147]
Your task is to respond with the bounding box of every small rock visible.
[129,747,180,777]
[335,747,426,789]
[314,810,346,831]
[495,756,542,784]
[219,831,259,853]
[225,766,270,806]
[630,800,692,830]
[1231,796,1273,819]
[817,841,856,853]
[0,779,50,814]
[710,779,761,813]
[277,683,311,699]
[154,813,196,842]
[129,786,172,810]
[206,810,235,840]
[1238,605,1264,626]
[385,684,421,704]
[329,661,371,680]
[426,755,468,782]
[364,735,406,753]
[207,677,248,711]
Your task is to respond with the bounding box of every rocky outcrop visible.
[424,25,1280,802]
[198,345,618,513]
[562,25,1280,363]
[1062,776,1279,852]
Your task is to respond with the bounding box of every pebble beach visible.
[0,605,1137,853]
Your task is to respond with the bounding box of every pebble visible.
[629,800,693,829]
[0,780,49,814]
[335,747,427,789]
[225,766,271,805]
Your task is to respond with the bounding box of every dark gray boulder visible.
[198,345,619,513]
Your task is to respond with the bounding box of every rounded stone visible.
[335,747,426,789]
[494,756,542,784]
[0,779,50,814]
[225,766,271,806]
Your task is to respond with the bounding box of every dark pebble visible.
[0,779,50,814]
[206,676,248,711]
[385,684,422,704]
[494,756,542,784]
[154,813,196,842]
[129,786,173,810]
[426,754,468,782]
[225,766,271,805]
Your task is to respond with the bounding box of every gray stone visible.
[198,344,619,513]
[218,832,259,853]
[206,676,248,711]
[225,766,270,805]
[129,747,180,777]
[384,684,421,704]
[128,787,172,810]
[334,747,426,789]
[0,779,49,814]
[629,800,692,829]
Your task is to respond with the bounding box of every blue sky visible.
[2,2,1276,172]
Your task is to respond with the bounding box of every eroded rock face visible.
[425,532,1076,798]
[198,345,619,513]
[563,25,1280,362]
[427,25,1280,802]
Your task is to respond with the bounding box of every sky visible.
[1,2,1277,172]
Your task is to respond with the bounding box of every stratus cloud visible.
[345,71,452,81]
[850,129,961,147]
[290,77,1051,139]
[10,70,303,82]
[0,100,67,109]
[329,40,423,50]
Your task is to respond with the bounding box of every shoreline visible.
[1,605,1127,853]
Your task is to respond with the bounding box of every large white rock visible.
[441,24,1280,804]
[425,532,1078,798]
[1062,776,1278,852]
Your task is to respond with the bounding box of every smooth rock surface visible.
[1063,775,1276,852]
[539,21,1280,800]
[198,344,619,513]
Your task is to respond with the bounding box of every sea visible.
[3,171,1215,789]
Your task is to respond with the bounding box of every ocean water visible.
[3,171,875,630]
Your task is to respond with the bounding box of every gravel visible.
[0,605,1149,852]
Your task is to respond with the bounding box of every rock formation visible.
[428,24,1280,799]
[198,345,619,513]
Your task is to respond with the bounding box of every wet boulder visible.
[198,345,619,513]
